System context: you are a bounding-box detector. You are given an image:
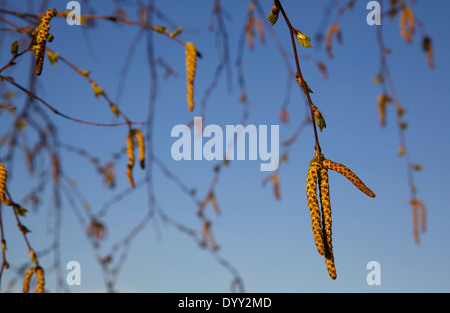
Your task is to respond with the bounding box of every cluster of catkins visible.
[306,154,375,279]
[23,266,45,293]
[126,128,145,188]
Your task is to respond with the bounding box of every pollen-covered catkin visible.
[319,167,332,252]
[400,7,415,44]
[0,162,12,206]
[36,266,45,293]
[34,8,57,75]
[306,162,325,255]
[134,129,145,169]
[23,267,36,293]
[185,42,197,112]
[126,129,136,188]
[22,266,45,293]
[323,159,375,198]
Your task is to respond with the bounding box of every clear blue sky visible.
[1,0,449,293]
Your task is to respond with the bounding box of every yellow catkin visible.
[400,7,415,44]
[36,266,45,293]
[23,266,45,293]
[185,42,197,112]
[377,94,390,127]
[0,163,11,206]
[318,165,337,280]
[323,159,376,198]
[134,129,145,169]
[34,8,57,75]
[23,267,36,293]
[306,162,325,255]
[126,129,135,188]
[410,199,427,244]
[325,23,342,59]
[319,167,332,253]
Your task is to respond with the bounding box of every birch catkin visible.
[23,267,36,293]
[134,129,145,169]
[306,162,325,255]
[323,159,375,198]
[23,266,45,293]
[126,129,136,188]
[400,7,415,44]
[0,162,12,206]
[126,129,146,188]
[319,167,332,253]
[185,42,197,111]
[34,8,57,75]
[36,266,45,293]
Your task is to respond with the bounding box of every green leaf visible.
[400,122,408,130]
[295,30,313,48]
[81,70,91,77]
[14,204,28,217]
[169,26,183,38]
[316,115,327,132]
[91,82,105,98]
[15,117,27,130]
[10,41,19,56]
[154,26,167,34]
[111,104,120,117]
[373,73,383,84]
[47,50,59,66]
[19,223,31,235]
[29,249,38,265]
[412,164,423,171]
[296,76,313,94]
[268,4,280,26]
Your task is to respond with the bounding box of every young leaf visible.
[295,30,313,48]
[111,104,120,117]
[169,26,183,38]
[296,74,313,94]
[268,3,280,26]
[154,26,167,34]
[14,204,28,217]
[10,41,19,56]
[29,249,38,265]
[91,82,105,98]
[47,50,59,66]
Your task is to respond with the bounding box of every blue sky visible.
[1,0,450,293]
